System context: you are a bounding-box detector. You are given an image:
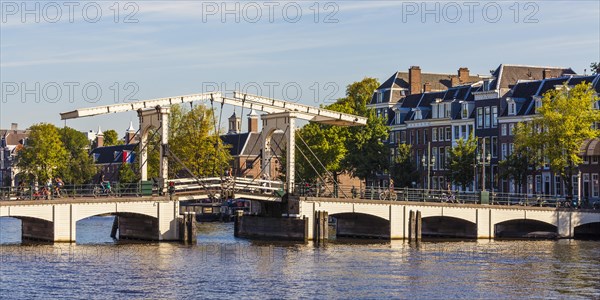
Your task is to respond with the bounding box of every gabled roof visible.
[220,132,285,157]
[0,129,29,147]
[90,144,137,164]
[491,64,576,90]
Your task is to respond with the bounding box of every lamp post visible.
[421,141,435,192]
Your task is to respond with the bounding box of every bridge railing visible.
[0,182,144,201]
[293,183,595,208]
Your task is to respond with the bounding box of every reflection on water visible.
[1,217,599,298]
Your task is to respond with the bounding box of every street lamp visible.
[421,142,436,192]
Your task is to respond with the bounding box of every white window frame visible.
[501,124,507,136]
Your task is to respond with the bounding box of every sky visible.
[1,0,599,134]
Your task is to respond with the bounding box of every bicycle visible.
[379,189,397,201]
[94,182,114,197]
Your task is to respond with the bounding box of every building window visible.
[432,104,438,119]
[377,92,383,103]
[432,128,437,142]
[583,156,589,164]
[454,126,460,140]
[468,125,473,136]
[439,147,446,170]
[492,106,498,128]
[592,156,598,164]
[410,131,414,144]
[555,176,562,196]
[527,175,533,194]
[572,175,579,198]
[477,107,483,128]
[508,101,516,115]
[445,103,451,118]
[536,175,542,194]
[501,143,507,160]
[508,123,515,136]
[438,128,444,141]
[491,136,498,158]
[461,125,467,139]
[462,103,468,119]
[432,147,438,170]
[501,124,507,136]
[484,106,491,128]
[592,174,599,197]
[415,130,420,145]
[445,127,451,141]
[509,143,514,156]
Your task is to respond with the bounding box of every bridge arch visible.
[574,222,600,239]
[330,212,390,239]
[421,216,477,238]
[494,219,557,239]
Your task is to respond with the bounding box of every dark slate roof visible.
[220,132,284,157]
[220,132,251,156]
[510,81,542,99]
[90,144,137,164]
[400,93,423,109]
[566,75,596,88]
[491,64,576,90]
[418,91,445,108]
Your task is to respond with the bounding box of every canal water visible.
[1,217,599,299]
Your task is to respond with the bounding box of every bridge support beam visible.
[21,217,54,242]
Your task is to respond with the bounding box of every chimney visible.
[96,126,104,148]
[247,110,259,133]
[458,67,470,83]
[228,112,241,134]
[450,76,460,87]
[543,69,552,79]
[409,66,422,94]
[10,123,17,131]
[423,82,432,93]
[125,121,136,144]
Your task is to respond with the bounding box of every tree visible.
[118,163,139,183]
[103,129,123,146]
[169,104,232,177]
[590,62,600,75]
[344,77,380,116]
[343,109,390,182]
[515,82,600,199]
[390,143,419,188]
[447,134,477,190]
[16,123,68,184]
[498,150,531,193]
[57,127,97,184]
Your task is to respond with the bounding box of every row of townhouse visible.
[368,64,600,200]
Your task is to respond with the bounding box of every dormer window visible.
[507,98,516,116]
[414,109,422,120]
[461,102,469,119]
[444,103,451,118]
[377,92,383,103]
[534,96,542,113]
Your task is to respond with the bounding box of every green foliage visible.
[16,123,68,184]
[57,127,97,184]
[514,82,600,197]
[344,77,380,117]
[591,62,600,75]
[169,104,232,177]
[295,77,386,183]
[390,143,419,188]
[118,163,139,183]
[103,129,123,146]
[343,109,390,181]
[498,150,530,193]
[296,105,350,183]
[447,134,477,190]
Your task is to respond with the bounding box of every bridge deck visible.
[302,197,600,213]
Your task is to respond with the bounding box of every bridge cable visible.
[296,130,348,198]
[293,143,337,197]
